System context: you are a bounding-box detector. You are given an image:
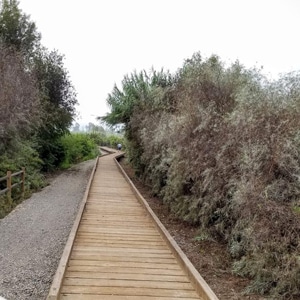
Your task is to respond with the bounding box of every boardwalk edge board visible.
[114,153,219,300]
[47,156,99,300]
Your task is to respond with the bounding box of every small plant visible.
[194,232,214,242]
[292,205,300,215]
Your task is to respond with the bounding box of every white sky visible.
[18,0,300,126]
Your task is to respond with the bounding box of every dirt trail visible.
[0,159,95,300]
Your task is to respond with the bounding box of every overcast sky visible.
[18,0,300,126]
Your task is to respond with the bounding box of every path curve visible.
[0,158,96,300]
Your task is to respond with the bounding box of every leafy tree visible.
[0,0,79,217]
[0,0,40,55]
[102,69,173,127]
[0,0,78,170]
[0,42,40,151]
[33,49,78,170]
[101,68,174,171]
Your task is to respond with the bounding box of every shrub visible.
[0,140,45,218]
[104,53,300,298]
[59,133,99,169]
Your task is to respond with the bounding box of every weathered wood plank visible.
[65,271,189,282]
[60,295,200,300]
[74,233,163,241]
[66,265,185,275]
[69,254,177,264]
[72,245,171,254]
[73,240,167,248]
[61,286,199,298]
[68,259,181,270]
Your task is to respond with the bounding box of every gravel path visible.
[0,158,96,300]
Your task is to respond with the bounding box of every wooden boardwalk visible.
[48,151,218,300]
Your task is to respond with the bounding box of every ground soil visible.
[120,157,267,300]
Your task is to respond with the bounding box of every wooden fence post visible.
[21,167,25,198]
[7,170,11,201]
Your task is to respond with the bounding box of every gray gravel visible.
[0,159,96,300]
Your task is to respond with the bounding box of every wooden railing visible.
[0,168,25,199]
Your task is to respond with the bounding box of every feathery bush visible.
[104,53,300,298]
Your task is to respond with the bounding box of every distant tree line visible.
[102,54,300,298]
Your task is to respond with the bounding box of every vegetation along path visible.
[0,151,285,300]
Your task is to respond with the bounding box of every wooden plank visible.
[72,245,171,254]
[79,221,153,228]
[70,251,173,259]
[73,240,166,248]
[65,271,189,282]
[61,286,199,298]
[68,259,181,270]
[74,232,163,241]
[60,295,201,300]
[69,254,177,264]
[77,227,159,235]
[77,230,161,238]
[66,265,185,276]
[82,209,146,215]
[80,215,150,220]
[62,277,194,290]
[74,238,160,245]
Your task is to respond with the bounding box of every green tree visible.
[34,49,78,170]
[0,0,78,170]
[102,69,173,127]
[101,68,174,171]
[0,42,40,151]
[0,0,40,54]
